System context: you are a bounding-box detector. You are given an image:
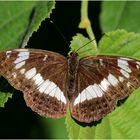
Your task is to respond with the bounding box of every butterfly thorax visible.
[67,52,79,100]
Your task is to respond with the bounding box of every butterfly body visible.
[67,52,79,99]
[0,48,140,123]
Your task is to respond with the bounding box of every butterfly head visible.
[69,51,78,58]
[68,51,79,67]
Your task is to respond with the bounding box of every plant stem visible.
[79,0,97,49]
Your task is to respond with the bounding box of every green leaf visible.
[69,33,97,58]
[0,92,12,107]
[66,111,95,139]
[66,30,140,139]
[21,1,55,47]
[0,1,55,50]
[100,1,140,33]
[98,29,140,59]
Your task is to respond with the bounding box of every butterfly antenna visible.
[50,20,70,47]
[76,38,96,52]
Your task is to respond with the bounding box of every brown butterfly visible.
[0,48,140,123]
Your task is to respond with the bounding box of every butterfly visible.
[0,48,140,123]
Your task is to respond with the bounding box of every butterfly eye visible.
[70,52,73,56]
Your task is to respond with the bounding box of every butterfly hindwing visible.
[70,55,140,123]
[0,49,69,118]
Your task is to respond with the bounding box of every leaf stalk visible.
[79,0,97,49]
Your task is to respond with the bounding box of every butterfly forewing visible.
[71,55,140,123]
[0,49,69,118]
